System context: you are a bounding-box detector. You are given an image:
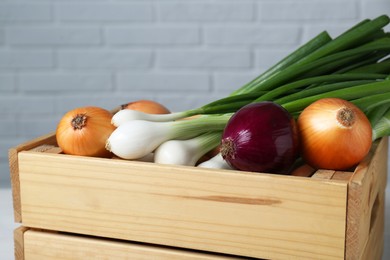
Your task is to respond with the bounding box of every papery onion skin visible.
[121,100,170,114]
[221,102,299,174]
[297,98,372,170]
[56,106,116,157]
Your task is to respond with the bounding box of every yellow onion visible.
[121,99,170,114]
[297,98,372,170]
[56,106,116,157]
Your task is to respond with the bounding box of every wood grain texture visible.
[8,132,57,223]
[23,230,242,260]
[17,151,348,260]
[361,192,385,260]
[345,138,388,260]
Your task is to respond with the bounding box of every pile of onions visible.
[220,102,299,174]
[121,99,170,114]
[297,98,372,170]
[56,106,116,157]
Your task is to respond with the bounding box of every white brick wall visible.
[1,0,390,187]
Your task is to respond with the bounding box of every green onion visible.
[333,52,389,74]
[154,131,222,166]
[351,92,390,112]
[231,31,332,95]
[366,104,390,127]
[274,79,381,105]
[107,15,390,165]
[107,114,230,159]
[255,73,387,102]
[281,80,390,113]
[372,107,390,140]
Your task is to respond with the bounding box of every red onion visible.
[220,102,299,174]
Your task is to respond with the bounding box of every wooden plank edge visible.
[14,226,29,260]
[9,147,22,223]
[8,132,57,223]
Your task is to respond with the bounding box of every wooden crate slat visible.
[290,164,316,177]
[311,169,336,179]
[331,171,354,182]
[23,229,244,260]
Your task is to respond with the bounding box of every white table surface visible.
[1,186,389,260]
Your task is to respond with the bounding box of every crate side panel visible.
[361,191,385,260]
[19,152,348,260]
[9,132,57,223]
[346,137,388,259]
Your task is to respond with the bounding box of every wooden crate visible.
[9,133,388,260]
